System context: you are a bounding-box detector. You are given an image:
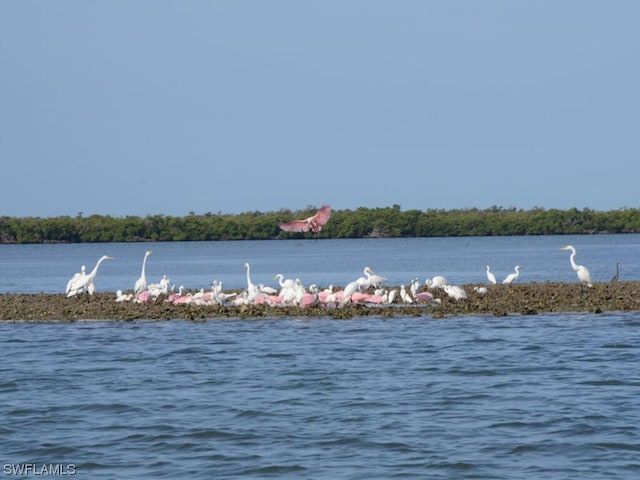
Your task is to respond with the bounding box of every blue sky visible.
[1,1,638,218]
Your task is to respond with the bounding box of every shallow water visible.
[1,313,639,479]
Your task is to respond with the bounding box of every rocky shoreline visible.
[2,281,640,321]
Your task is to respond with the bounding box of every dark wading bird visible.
[279,205,332,234]
[611,262,621,282]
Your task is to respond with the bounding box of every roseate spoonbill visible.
[167,286,186,303]
[134,250,152,294]
[279,205,332,233]
[502,266,521,285]
[414,291,434,302]
[561,245,593,287]
[134,290,154,304]
[66,255,114,297]
[486,265,497,285]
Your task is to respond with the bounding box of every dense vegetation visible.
[1,205,640,244]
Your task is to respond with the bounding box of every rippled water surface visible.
[2,314,639,479]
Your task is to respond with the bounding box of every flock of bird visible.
[64,244,603,308]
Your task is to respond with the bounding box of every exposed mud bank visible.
[2,282,639,322]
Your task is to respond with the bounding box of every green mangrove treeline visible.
[1,205,640,244]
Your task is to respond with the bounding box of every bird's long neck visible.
[246,265,252,286]
[569,251,579,271]
[88,257,106,280]
[141,254,149,276]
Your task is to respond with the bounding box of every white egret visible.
[244,262,260,301]
[115,290,133,302]
[560,245,593,287]
[293,278,306,305]
[258,284,278,295]
[425,275,448,289]
[474,286,489,296]
[66,255,114,297]
[65,265,86,296]
[502,266,520,285]
[339,280,360,305]
[148,275,170,297]
[386,289,398,304]
[399,285,413,304]
[409,278,420,297]
[486,265,497,285]
[363,266,387,288]
[274,273,295,290]
[443,285,467,300]
[134,250,152,294]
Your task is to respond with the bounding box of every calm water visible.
[1,315,639,479]
[1,234,640,294]
[1,236,640,478]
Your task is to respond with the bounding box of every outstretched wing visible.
[279,219,311,232]
[310,205,332,231]
[279,205,332,233]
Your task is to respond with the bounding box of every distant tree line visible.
[1,205,640,244]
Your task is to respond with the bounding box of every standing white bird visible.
[502,265,520,285]
[388,289,398,304]
[244,262,260,301]
[66,265,86,295]
[66,255,114,297]
[399,285,413,304]
[486,265,497,285]
[339,280,360,305]
[409,278,420,297]
[134,250,153,294]
[561,245,593,287]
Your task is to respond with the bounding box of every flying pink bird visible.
[279,205,332,233]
